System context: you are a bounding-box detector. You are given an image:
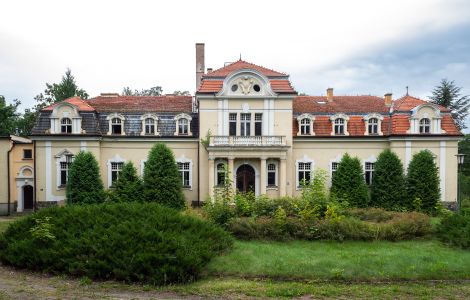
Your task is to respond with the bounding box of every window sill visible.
[57,185,66,190]
[22,158,33,161]
[182,186,192,190]
[266,186,278,191]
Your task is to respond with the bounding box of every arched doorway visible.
[23,185,33,210]
[236,164,255,193]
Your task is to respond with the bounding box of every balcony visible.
[209,135,287,147]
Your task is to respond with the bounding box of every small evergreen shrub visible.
[0,203,232,285]
[66,151,105,204]
[370,149,407,210]
[331,153,369,207]
[109,161,143,202]
[143,143,185,210]
[406,150,441,213]
[437,209,470,249]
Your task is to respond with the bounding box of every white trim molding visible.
[363,113,384,135]
[266,159,279,188]
[174,113,193,136]
[295,154,315,189]
[106,113,126,136]
[140,113,159,136]
[408,103,444,134]
[439,141,446,202]
[176,155,193,189]
[107,154,126,187]
[49,102,82,134]
[330,113,350,136]
[55,149,74,190]
[296,113,315,136]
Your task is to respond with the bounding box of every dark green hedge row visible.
[0,203,232,285]
[437,209,470,249]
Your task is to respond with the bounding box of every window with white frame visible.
[255,113,263,136]
[61,118,72,133]
[174,113,192,136]
[229,113,237,136]
[330,114,349,136]
[331,161,339,181]
[296,114,314,136]
[364,113,384,135]
[334,118,345,135]
[59,154,73,186]
[111,118,122,134]
[111,162,124,186]
[267,163,277,186]
[368,118,379,135]
[297,162,312,186]
[216,162,227,186]
[365,162,375,185]
[240,113,251,136]
[144,118,155,134]
[178,162,191,187]
[419,118,431,133]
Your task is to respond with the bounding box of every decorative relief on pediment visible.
[238,76,255,95]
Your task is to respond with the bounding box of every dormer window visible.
[140,114,158,136]
[419,118,431,133]
[296,113,315,136]
[60,118,72,133]
[111,118,122,134]
[145,118,155,134]
[330,114,350,136]
[334,118,345,135]
[364,113,384,136]
[368,118,378,134]
[174,113,192,136]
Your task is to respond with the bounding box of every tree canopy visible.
[121,86,163,96]
[430,79,470,130]
[0,96,20,136]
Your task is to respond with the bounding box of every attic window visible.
[60,118,72,133]
[231,84,238,92]
[253,84,261,92]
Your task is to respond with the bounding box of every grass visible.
[206,240,470,281]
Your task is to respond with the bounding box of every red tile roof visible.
[204,60,287,78]
[42,96,96,112]
[85,95,193,113]
[441,115,461,135]
[393,95,449,112]
[294,96,389,114]
[198,79,296,94]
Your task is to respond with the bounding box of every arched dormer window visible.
[106,113,125,135]
[363,113,384,135]
[419,118,431,133]
[174,113,192,136]
[296,113,315,136]
[330,114,350,136]
[60,118,72,133]
[140,114,159,136]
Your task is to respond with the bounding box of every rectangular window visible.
[255,113,263,136]
[111,162,124,186]
[240,113,251,136]
[229,113,237,136]
[298,162,312,186]
[23,149,32,159]
[216,162,227,186]
[331,162,339,180]
[365,162,375,185]
[267,163,276,186]
[178,162,191,187]
[60,155,73,186]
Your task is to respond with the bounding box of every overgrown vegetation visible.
[109,161,143,202]
[0,203,233,285]
[437,209,470,249]
[66,151,105,205]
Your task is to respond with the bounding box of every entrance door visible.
[236,164,255,193]
[23,185,33,210]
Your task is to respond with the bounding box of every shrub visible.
[66,151,105,204]
[109,161,143,202]
[406,150,440,213]
[143,143,185,210]
[331,153,369,207]
[437,209,470,249]
[345,208,393,222]
[202,199,236,228]
[0,203,232,285]
[370,149,407,210]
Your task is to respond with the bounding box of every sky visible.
[1,0,470,130]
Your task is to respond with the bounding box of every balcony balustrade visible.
[209,135,286,147]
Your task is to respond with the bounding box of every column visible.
[208,158,215,201]
[260,157,267,195]
[228,157,235,194]
[279,158,287,196]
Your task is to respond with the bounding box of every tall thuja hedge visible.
[143,143,185,210]
[370,149,406,210]
[66,151,105,204]
[110,161,143,202]
[406,150,440,213]
[331,153,369,207]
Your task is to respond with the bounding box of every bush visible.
[437,209,470,249]
[331,153,369,207]
[0,203,233,285]
[109,161,143,202]
[143,143,185,210]
[406,150,441,213]
[66,151,105,204]
[370,149,407,210]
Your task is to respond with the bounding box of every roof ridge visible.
[204,59,287,77]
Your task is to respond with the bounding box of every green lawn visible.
[206,240,470,281]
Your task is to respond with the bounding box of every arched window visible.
[368,118,378,135]
[60,118,72,133]
[334,118,345,135]
[178,118,189,135]
[111,118,122,135]
[216,163,227,186]
[144,118,155,134]
[300,118,311,135]
[419,118,431,133]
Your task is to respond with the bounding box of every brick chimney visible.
[196,43,205,90]
[326,88,334,102]
[207,67,213,73]
[384,93,393,106]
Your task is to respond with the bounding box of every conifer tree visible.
[331,153,369,207]
[370,149,406,210]
[110,161,143,202]
[430,79,469,130]
[406,150,441,213]
[143,143,185,210]
[66,151,105,204]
